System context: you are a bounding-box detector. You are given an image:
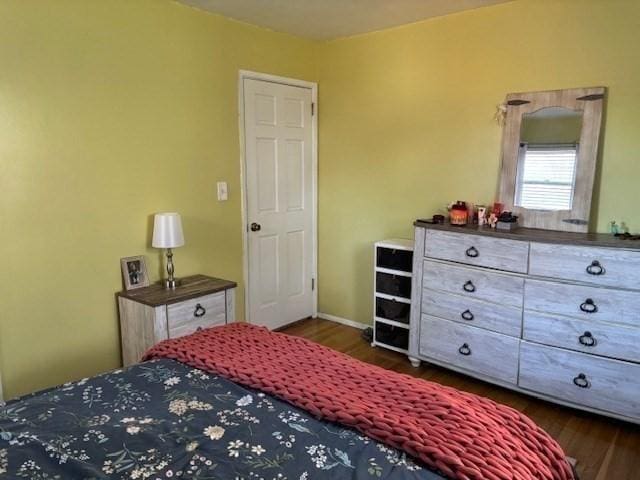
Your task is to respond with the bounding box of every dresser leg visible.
[408,356,421,368]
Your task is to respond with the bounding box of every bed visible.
[0,324,574,479]
[0,357,435,479]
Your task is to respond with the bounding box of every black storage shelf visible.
[373,240,414,353]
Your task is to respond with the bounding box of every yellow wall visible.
[317,0,640,324]
[3,0,640,399]
[0,0,317,398]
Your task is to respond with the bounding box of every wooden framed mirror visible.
[498,87,605,232]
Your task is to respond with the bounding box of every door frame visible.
[238,70,318,324]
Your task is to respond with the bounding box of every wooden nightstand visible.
[117,274,237,366]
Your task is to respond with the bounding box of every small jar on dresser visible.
[117,274,236,366]
[409,222,640,423]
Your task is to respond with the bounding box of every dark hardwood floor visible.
[281,318,640,480]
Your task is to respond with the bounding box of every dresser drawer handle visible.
[579,298,598,314]
[573,373,591,389]
[578,331,597,347]
[461,309,474,321]
[194,304,206,317]
[458,343,472,356]
[465,246,479,258]
[463,280,476,293]
[586,260,605,276]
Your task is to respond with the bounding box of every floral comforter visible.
[0,358,443,479]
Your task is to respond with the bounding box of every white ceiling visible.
[177,0,514,41]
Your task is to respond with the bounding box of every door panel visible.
[258,234,279,307]
[285,140,304,211]
[244,78,314,329]
[287,230,305,297]
[255,93,276,125]
[256,138,278,212]
[283,97,305,127]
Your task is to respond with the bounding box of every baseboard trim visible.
[318,312,369,330]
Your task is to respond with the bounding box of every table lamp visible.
[152,212,185,289]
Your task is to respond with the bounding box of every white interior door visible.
[243,78,314,330]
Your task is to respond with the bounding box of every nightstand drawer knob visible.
[194,304,206,317]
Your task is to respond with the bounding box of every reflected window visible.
[515,106,583,211]
[515,144,578,210]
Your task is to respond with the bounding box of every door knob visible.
[250,222,261,232]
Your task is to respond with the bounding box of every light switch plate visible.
[217,181,228,201]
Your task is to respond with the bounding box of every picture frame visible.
[120,256,149,290]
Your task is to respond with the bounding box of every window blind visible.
[516,144,578,211]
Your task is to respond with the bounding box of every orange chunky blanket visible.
[144,323,574,480]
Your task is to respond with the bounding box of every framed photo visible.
[120,256,149,290]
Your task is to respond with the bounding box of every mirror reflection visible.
[515,107,583,211]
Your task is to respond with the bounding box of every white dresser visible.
[409,222,640,423]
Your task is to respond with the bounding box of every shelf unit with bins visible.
[372,238,414,354]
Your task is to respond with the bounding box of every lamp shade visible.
[152,212,185,248]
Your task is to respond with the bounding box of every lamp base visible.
[163,248,180,289]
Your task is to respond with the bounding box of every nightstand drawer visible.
[167,291,226,338]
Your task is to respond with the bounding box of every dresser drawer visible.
[529,242,640,289]
[422,288,522,336]
[519,342,640,420]
[423,260,524,308]
[424,229,529,273]
[420,315,519,384]
[523,311,640,362]
[167,292,226,338]
[524,279,640,327]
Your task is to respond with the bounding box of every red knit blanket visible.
[144,323,574,480]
